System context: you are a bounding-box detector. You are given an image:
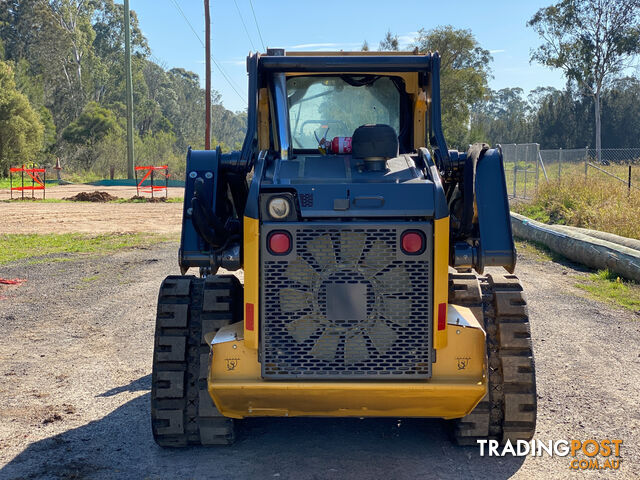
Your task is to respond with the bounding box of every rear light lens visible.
[268,231,292,255]
[245,302,255,331]
[401,230,425,255]
[437,302,447,330]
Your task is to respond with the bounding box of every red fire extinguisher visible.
[330,137,352,154]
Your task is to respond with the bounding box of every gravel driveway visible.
[0,243,638,479]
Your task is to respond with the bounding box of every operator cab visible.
[260,67,442,219]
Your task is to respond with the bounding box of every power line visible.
[167,0,246,103]
[248,0,266,51]
[232,0,256,51]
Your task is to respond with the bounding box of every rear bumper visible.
[208,305,487,420]
[210,379,485,419]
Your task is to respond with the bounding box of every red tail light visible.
[401,231,425,254]
[268,231,292,255]
[245,302,255,331]
[437,302,447,330]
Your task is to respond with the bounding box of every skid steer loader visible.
[150,49,536,447]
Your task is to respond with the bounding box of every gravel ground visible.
[0,243,638,479]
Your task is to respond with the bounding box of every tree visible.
[379,30,399,51]
[470,87,532,145]
[528,0,640,163]
[0,60,43,175]
[411,26,492,148]
[62,101,120,168]
[361,40,369,52]
[600,77,640,147]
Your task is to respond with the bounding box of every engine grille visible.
[261,223,432,379]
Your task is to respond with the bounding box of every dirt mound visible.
[65,191,118,202]
[129,195,167,203]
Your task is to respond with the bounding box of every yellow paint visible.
[432,305,485,380]
[257,88,270,151]
[243,216,260,349]
[208,304,487,419]
[210,336,261,379]
[210,380,485,420]
[433,216,450,349]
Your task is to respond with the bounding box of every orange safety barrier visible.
[10,165,46,199]
[135,165,169,198]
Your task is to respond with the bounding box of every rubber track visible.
[450,273,537,445]
[151,275,241,447]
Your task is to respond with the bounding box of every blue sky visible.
[126,0,567,112]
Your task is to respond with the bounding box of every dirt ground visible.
[0,208,639,479]
[1,185,183,235]
[0,183,184,201]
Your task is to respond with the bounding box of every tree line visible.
[471,77,640,150]
[0,0,247,177]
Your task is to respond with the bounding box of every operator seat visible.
[352,124,399,171]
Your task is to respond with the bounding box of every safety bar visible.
[258,55,433,73]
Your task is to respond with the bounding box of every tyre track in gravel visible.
[0,243,638,479]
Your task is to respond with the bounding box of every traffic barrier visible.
[10,165,46,199]
[135,165,169,198]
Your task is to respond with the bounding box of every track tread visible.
[151,274,242,447]
[451,273,537,445]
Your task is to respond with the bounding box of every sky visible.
[124,0,568,112]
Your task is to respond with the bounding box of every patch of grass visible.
[114,196,183,204]
[0,233,174,265]
[515,240,556,262]
[517,240,640,313]
[1,196,182,204]
[511,177,640,239]
[576,269,640,313]
[81,274,101,283]
[1,198,70,203]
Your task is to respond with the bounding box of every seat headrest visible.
[352,124,399,160]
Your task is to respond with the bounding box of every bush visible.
[513,177,640,239]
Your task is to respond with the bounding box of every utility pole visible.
[204,0,211,150]
[124,0,135,179]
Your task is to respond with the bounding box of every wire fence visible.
[500,143,640,199]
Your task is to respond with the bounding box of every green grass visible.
[114,196,183,203]
[0,233,175,265]
[517,240,640,313]
[1,198,69,203]
[576,269,640,312]
[1,196,183,204]
[515,240,555,262]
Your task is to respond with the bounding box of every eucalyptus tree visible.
[528,0,640,163]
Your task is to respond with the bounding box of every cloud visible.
[285,42,362,51]
[490,49,506,54]
[397,32,419,49]
[221,59,246,66]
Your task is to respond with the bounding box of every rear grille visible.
[261,223,432,379]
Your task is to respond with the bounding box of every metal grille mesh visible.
[262,225,431,379]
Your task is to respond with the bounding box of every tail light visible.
[401,230,425,255]
[437,302,447,330]
[268,231,292,255]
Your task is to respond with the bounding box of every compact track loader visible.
[151,50,536,446]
